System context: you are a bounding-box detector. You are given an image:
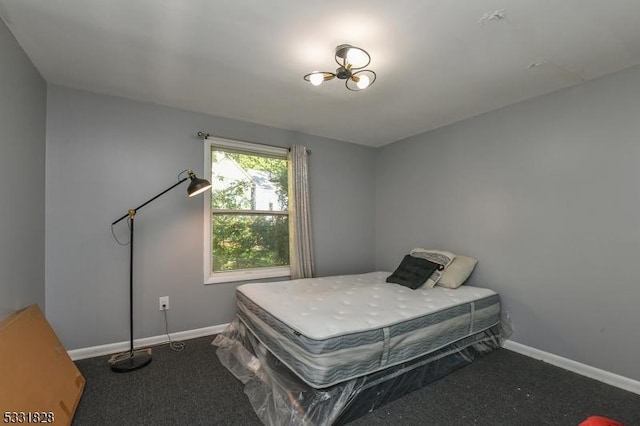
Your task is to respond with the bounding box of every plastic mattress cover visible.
[213,312,512,426]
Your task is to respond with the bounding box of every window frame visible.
[203,136,291,284]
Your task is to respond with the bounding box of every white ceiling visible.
[2,1,640,147]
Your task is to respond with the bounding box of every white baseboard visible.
[68,323,230,361]
[503,340,640,395]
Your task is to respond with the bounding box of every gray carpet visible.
[72,335,640,425]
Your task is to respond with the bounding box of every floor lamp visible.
[110,169,211,373]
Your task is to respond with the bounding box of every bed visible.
[214,271,509,425]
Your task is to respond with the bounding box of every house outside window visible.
[203,137,290,283]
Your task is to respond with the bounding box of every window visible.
[203,137,290,283]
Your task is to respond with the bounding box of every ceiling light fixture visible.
[304,44,377,91]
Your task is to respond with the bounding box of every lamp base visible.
[110,351,152,373]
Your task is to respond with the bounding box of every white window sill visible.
[205,266,291,284]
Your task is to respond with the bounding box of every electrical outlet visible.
[159,296,169,311]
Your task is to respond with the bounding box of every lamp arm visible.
[112,176,189,225]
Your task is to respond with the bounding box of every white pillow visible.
[437,255,478,289]
[409,248,455,288]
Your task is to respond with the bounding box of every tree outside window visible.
[210,149,289,273]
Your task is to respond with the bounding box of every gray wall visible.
[375,64,640,381]
[0,19,46,320]
[45,85,376,349]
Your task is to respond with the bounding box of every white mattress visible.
[236,271,501,388]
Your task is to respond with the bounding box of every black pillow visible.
[386,255,444,290]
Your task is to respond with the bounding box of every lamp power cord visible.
[107,308,185,365]
[163,308,185,352]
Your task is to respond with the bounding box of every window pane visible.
[211,150,288,211]
[212,214,289,272]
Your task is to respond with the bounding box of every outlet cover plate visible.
[159,296,169,310]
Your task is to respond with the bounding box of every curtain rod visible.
[197,131,311,155]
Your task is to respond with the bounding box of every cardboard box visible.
[0,305,85,425]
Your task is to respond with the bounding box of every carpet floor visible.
[72,335,640,425]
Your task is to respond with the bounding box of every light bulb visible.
[346,48,368,68]
[356,74,370,90]
[309,73,324,86]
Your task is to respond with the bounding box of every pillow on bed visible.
[386,255,444,290]
[409,248,455,288]
[437,255,478,289]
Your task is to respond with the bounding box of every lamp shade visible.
[187,174,212,197]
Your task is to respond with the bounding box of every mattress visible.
[236,271,501,388]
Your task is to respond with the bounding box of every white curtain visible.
[288,145,315,279]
